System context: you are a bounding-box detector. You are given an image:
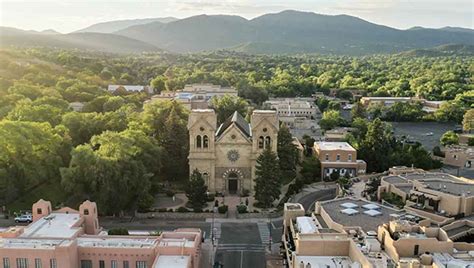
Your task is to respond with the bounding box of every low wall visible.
[404,206,453,226]
[135,211,227,220]
[236,211,282,219]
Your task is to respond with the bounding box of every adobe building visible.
[188,109,278,195]
[0,200,202,268]
[283,197,474,268]
[282,203,375,268]
[378,172,474,220]
[313,142,366,179]
[149,84,238,110]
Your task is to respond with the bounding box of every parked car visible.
[14,214,32,223]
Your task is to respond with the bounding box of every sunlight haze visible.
[0,0,473,33]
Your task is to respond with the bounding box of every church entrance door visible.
[227,172,239,194]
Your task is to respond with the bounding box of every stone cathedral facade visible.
[188,109,279,195]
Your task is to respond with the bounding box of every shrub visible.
[206,193,215,202]
[433,146,445,157]
[468,137,474,146]
[237,204,248,214]
[218,205,228,214]
[157,208,168,213]
[165,190,175,197]
[108,228,129,235]
[240,189,250,197]
[194,207,203,213]
[167,208,174,212]
[177,206,190,213]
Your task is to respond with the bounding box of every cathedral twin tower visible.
[188,109,279,195]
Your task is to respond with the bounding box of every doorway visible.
[227,172,239,194]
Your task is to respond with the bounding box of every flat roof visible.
[77,237,158,248]
[294,256,355,268]
[319,198,409,233]
[20,213,81,239]
[158,238,195,248]
[153,255,190,268]
[296,216,317,234]
[404,173,463,183]
[421,180,474,197]
[383,175,408,184]
[315,142,356,151]
[0,238,73,249]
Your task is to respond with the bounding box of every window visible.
[34,259,42,268]
[16,258,28,268]
[111,261,117,268]
[123,261,129,268]
[265,137,271,149]
[203,135,209,148]
[196,135,202,148]
[99,260,105,268]
[325,154,329,161]
[336,154,340,161]
[37,208,42,215]
[49,259,56,268]
[348,154,352,161]
[3,258,10,268]
[136,261,147,268]
[80,261,92,268]
[83,209,89,215]
[258,136,264,149]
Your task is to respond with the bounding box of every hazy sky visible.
[1,0,473,33]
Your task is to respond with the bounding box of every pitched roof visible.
[216,111,251,138]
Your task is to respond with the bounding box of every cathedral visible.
[188,109,279,195]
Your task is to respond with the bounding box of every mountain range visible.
[1,10,473,55]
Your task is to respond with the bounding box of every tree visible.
[358,118,393,172]
[209,95,249,124]
[103,96,125,112]
[440,131,459,146]
[150,75,166,94]
[329,170,340,181]
[351,102,366,120]
[254,148,281,208]
[0,121,64,203]
[367,103,384,119]
[185,169,208,211]
[300,156,321,183]
[160,103,189,181]
[462,109,474,133]
[435,101,465,123]
[61,129,162,215]
[319,110,344,131]
[277,124,298,179]
[383,102,425,121]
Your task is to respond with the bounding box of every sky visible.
[0,0,473,33]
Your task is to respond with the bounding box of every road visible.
[297,187,337,212]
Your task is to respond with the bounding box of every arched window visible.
[265,136,271,149]
[203,135,209,148]
[258,136,264,149]
[196,135,202,148]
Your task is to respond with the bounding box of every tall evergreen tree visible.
[358,118,393,172]
[161,104,189,180]
[277,124,298,179]
[185,169,208,211]
[254,148,281,208]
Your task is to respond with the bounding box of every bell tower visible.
[251,110,279,153]
[187,109,217,190]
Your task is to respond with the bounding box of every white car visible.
[14,214,32,223]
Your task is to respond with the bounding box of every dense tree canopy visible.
[0,47,469,212]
